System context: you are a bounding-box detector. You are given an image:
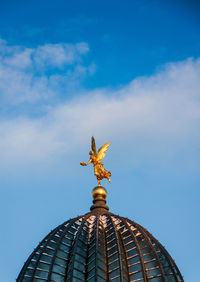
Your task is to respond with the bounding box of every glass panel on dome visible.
[35,269,49,279]
[98,247,106,258]
[44,246,55,256]
[110,276,121,281]
[127,247,138,258]
[87,276,95,282]
[77,246,87,257]
[130,270,143,280]
[72,268,85,280]
[66,231,75,239]
[128,254,140,265]
[77,253,86,264]
[123,235,132,244]
[89,237,95,246]
[107,238,115,247]
[40,254,53,263]
[37,261,50,271]
[147,266,160,277]
[59,243,70,252]
[68,258,73,269]
[143,252,155,262]
[122,230,130,237]
[52,263,65,274]
[65,234,74,241]
[108,252,118,264]
[77,239,87,249]
[145,260,158,269]
[88,252,95,263]
[73,276,85,281]
[89,245,95,255]
[156,249,174,277]
[141,246,151,253]
[139,239,148,249]
[118,235,129,280]
[97,257,106,271]
[89,236,95,245]
[23,276,32,281]
[72,223,81,230]
[54,256,66,266]
[29,259,37,268]
[108,244,118,256]
[56,249,68,259]
[165,274,177,282]
[24,268,34,276]
[53,235,61,243]
[74,260,85,272]
[109,259,119,271]
[129,262,141,273]
[88,258,95,271]
[61,237,71,246]
[107,232,115,241]
[48,240,57,249]
[149,277,162,281]
[97,267,106,280]
[87,267,95,280]
[109,267,120,278]
[125,242,135,251]
[31,253,40,261]
[97,275,106,281]
[51,272,65,281]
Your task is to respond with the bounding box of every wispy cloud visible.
[0,39,92,107]
[34,42,89,68]
[0,53,199,167]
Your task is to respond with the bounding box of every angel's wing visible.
[96,142,110,161]
[91,136,97,155]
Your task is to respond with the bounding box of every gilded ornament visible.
[80,137,111,186]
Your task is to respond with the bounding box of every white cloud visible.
[4,48,33,69]
[0,39,92,105]
[34,42,89,68]
[0,57,199,166]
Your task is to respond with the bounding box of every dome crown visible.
[17,210,183,281]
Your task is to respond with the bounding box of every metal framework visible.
[17,210,184,282]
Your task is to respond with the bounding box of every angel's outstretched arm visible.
[80,159,92,166]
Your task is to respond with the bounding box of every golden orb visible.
[92,186,107,200]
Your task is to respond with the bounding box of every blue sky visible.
[0,0,200,281]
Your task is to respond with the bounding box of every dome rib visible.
[121,217,148,282]
[101,216,109,281]
[47,217,77,281]
[85,215,97,281]
[144,227,183,281]
[17,229,53,280]
[108,214,124,281]
[66,215,90,281]
[129,219,165,280]
[32,225,62,279]
[95,214,108,281]
[94,214,108,281]
[20,221,67,281]
[115,220,130,282]
[95,215,99,281]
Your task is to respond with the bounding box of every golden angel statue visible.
[80,137,111,186]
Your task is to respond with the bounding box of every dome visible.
[17,186,183,281]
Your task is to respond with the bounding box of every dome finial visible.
[80,136,111,186]
[90,186,109,212]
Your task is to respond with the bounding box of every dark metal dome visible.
[17,187,183,281]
